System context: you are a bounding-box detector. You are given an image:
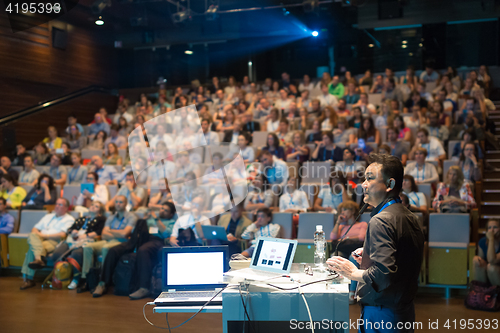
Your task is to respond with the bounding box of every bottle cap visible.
[316,225,323,231]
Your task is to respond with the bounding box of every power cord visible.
[298,285,314,333]
[238,282,255,333]
[143,286,227,330]
[265,275,338,291]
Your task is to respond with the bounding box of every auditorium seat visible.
[8,210,48,266]
[272,213,293,239]
[0,209,19,268]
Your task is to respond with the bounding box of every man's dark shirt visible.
[357,198,424,310]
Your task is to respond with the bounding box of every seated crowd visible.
[0,65,498,300]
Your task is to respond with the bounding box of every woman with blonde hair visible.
[319,106,338,131]
[104,143,123,166]
[432,166,476,213]
[286,131,310,163]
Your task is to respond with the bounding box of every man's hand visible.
[326,256,359,280]
[150,211,158,220]
[83,189,92,199]
[227,233,237,242]
[486,230,495,241]
[125,180,134,191]
[170,238,179,247]
[353,248,363,265]
[325,207,333,213]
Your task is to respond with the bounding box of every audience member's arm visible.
[105,195,117,211]
[101,226,114,240]
[108,225,133,241]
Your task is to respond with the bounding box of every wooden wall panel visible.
[0,12,118,156]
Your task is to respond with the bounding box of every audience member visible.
[91,156,119,185]
[88,113,111,137]
[286,132,310,163]
[88,130,107,150]
[12,143,30,167]
[421,111,449,143]
[67,152,88,184]
[370,75,384,93]
[459,142,481,183]
[0,156,19,181]
[83,195,137,294]
[22,174,57,209]
[20,198,74,290]
[0,198,14,234]
[33,142,50,166]
[169,196,210,247]
[18,155,40,187]
[306,120,323,143]
[279,177,309,213]
[312,132,342,162]
[48,154,67,186]
[43,126,63,152]
[392,115,411,142]
[386,127,408,165]
[244,173,274,215]
[63,201,106,291]
[266,108,280,133]
[328,76,344,100]
[216,204,252,257]
[259,150,288,191]
[106,172,146,212]
[334,148,364,182]
[241,208,281,258]
[200,118,220,146]
[404,147,439,184]
[420,65,439,82]
[329,200,367,304]
[225,133,255,163]
[432,166,476,213]
[0,174,26,209]
[261,133,286,160]
[128,202,177,299]
[401,175,428,214]
[314,175,349,213]
[409,128,446,163]
[356,117,380,146]
[473,219,500,287]
[75,172,109,208]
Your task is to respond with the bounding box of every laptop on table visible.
[154,246,229,306]
[224,237,298,281]
[201,225,228,241]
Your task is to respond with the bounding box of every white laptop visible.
[154,246,228,306]
[201,225,228,241]
[225,237,298,281]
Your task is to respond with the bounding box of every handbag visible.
[464,280,500,312]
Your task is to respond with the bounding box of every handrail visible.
[0,85,117,126]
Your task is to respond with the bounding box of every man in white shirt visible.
[318,83,339,108]
[200,118,220,146]
[279,177,310,213]
[274,89,293,114]
[20,198,75,290]
[409,128,446,163]
[113,104,134,125]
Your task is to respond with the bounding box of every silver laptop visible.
[154,246,228,306]
[201,225,228,241]
[225,237,298,281]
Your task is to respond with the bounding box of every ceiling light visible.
[401,45,407,48]
[95,16,104,25]
[248,61,253,66]
[402,40,407,44]
[172,9,191,23]
[368,44,374,48]
[185,50,193,55]
[419,43,423,47]
[311,31,319,37]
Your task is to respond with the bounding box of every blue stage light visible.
[311,31,319,37]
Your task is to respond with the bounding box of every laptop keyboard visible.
[159,291,219,299]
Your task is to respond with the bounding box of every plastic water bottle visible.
[314,225,326,272]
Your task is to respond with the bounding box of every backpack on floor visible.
[150,262,163,298]
[52,261,73,290]
[113,252,137,296]
[465,280,500,312]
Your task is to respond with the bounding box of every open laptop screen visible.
[251,238,295,272]
[162,246,228,291]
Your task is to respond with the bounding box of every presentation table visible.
[154,269,349,333]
